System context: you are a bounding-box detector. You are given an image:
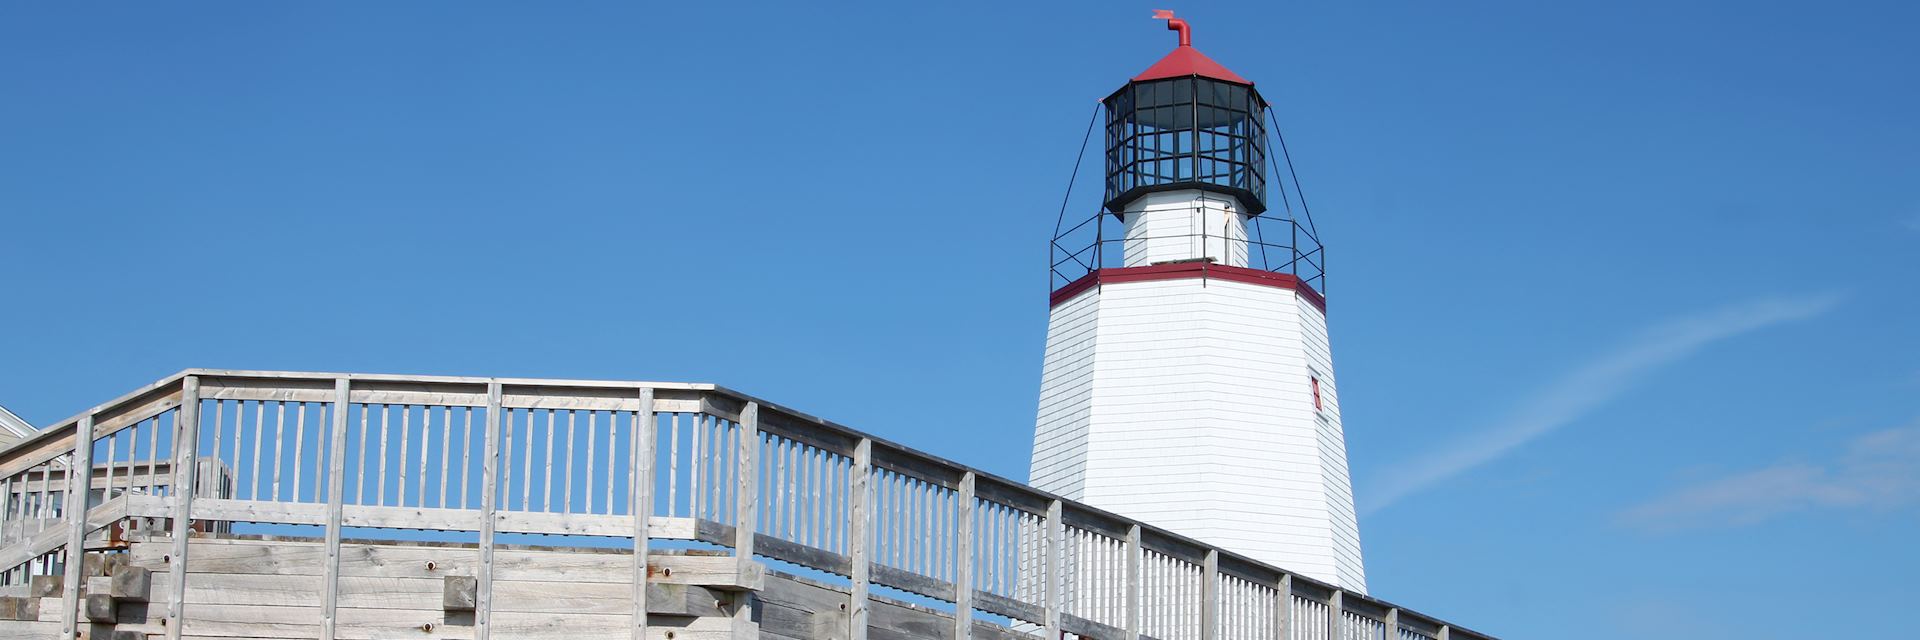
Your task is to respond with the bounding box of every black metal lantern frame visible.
[1051,79,1325,296]
[1102,77,1268,215]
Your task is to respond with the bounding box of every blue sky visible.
[3,2,1916,638]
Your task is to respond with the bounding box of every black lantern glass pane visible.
[1103,77,1267,213]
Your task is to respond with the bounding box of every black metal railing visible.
[1049,206,1325,295]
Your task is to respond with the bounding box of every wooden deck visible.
[0,532,1044,639]
[0,370,1496,640]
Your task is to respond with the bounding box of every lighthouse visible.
[1030,13,1367,592]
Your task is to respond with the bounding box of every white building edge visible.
[0,404,36,451]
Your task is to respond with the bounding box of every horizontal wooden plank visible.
[157,498,698,539]
[111,602,731,640]
[0,494,130,574]
[0,620,60,640]
[870,564,956,602]
[972,589,1044,626]
[140,571,730,616]
[1,388,182,480]
[128,537,753,587]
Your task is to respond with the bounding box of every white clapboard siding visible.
[1031,287,1101,500]
[1031,239,1367,592]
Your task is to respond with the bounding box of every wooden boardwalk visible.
[0,370,1495,640]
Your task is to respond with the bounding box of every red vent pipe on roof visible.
[1153,9,1192,47]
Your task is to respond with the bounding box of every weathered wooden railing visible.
[0,370,1495,640]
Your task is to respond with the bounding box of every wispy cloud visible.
[1359,292,1846,516]
[1616,422,1920,532]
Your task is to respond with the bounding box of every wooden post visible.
[848,438,872,640]
[1044,499,1062,640]
[953,471,976,640]
[631,388,655,640]
[320,379,351,640]
[734,402,758,568]
[1124,524,1141,640]
[476,382,504,640]
[1386,607,1401,640]
[1200,550,1218,640]
[1273,574,1292,640]
[163,375,201,640]
[1438,624,1452,640]
[1328,590,1344,640]
[58,413,95,640]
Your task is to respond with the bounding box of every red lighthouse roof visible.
[1133,10,1251,85]
[1133,45,1251,84]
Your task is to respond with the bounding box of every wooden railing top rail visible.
[0,368,1496,640]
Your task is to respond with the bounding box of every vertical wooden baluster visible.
[127,426,139,499]
[585,411,598,514]
[499,409,514,512]
[320,381,351,640]
[519,410,533,511]
[665,413,677,517]
[921,480,936,576]
[774,438,787,539]
[353,400,370,505]
[714,418,725,518]
[541,410,555,512]
[902,477,912,571]
[877,473,889,568]
[894,474,906,568]
[147,414,161,495]
[290,402,308,502]
[399,406,414,508]
[418,407,433,508]
[849,437,872,640]
[607,409,619,516]
[565,411,578,514]
[806,448,820,547]
[475,382,504,640]
[103,432,118,504]
[439,406,453,508]
[924,481,935,577]
[460,408,473,510]
[630,389,655,640]
[691,414,704,520]
[246,402,263,500]
[810,453,822,551]
[373,405,388,506]
[771,438,787,534]
[791,440,803,541]
[898,477,909,572]
[209,401,224,478]
[163,376,201,640]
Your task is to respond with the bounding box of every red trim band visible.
[1049,263,1326,312]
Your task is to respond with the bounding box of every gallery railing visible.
[1049,205,1326,295]
[0,370,1491,640]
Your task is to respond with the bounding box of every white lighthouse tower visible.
[1030,13,1366,592]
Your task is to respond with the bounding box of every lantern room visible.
[1103,14,1269,215]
